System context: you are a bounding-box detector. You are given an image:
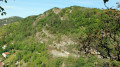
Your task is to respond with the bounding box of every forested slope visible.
[0,6,120,67]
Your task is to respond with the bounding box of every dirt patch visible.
[50,50,79,58]
[51,50,70,57]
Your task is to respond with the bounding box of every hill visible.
[0,6,119,67]
[0,16,23,26]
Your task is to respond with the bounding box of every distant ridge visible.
[0,16,23,26]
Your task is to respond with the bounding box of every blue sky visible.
[0,0,119,19]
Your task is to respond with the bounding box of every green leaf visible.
[103,0,109,3]
[0,6,4,11]
[5,0,7,3]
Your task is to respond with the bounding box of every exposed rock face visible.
[97,55,103,59]
[35,28,79,58]
[52,8,61,14]
[33,14,48,26]
[51,50,69,57]
[62,62,65,67]
[51,50,79,58]
[61,35,76,45]
[60,16,67,21]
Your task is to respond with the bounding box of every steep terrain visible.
[0,16,23,26]
[0,6,119,67]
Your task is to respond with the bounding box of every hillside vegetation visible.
[0,16,23,26]
[0,6,120,67]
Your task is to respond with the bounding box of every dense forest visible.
[0,6,120,67]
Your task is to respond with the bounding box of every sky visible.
[0,0,119,19]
